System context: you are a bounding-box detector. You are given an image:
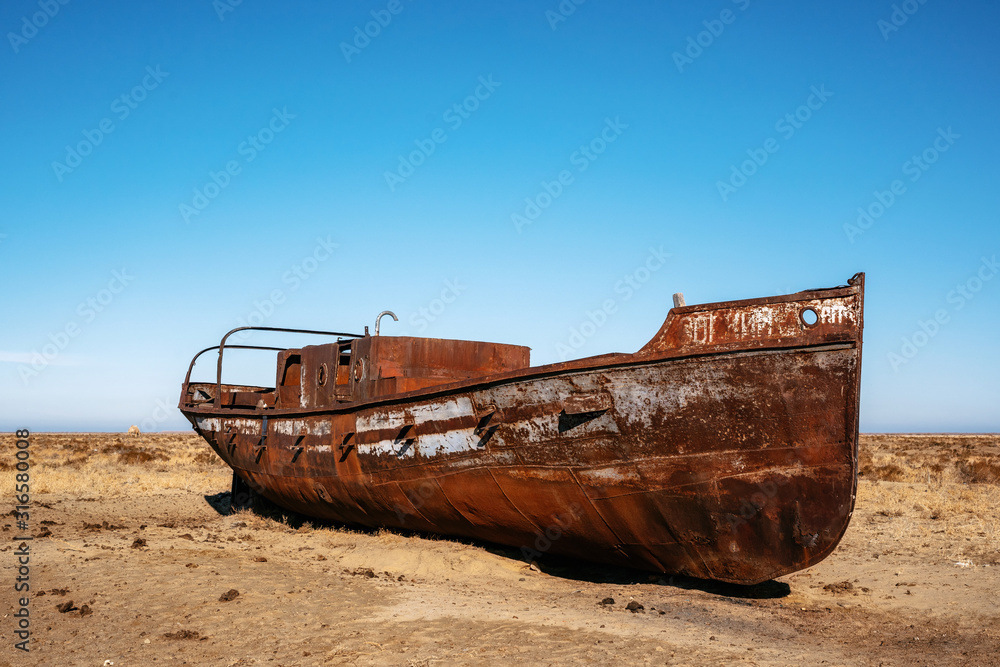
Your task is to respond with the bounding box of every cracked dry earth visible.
[1,433,998,666]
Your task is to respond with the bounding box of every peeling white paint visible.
[195,417,221,432]
[274,419,330,436]
[357,427,479,460]
[419,429,477,456]
[686,312,716,344]
[357,439,416,458]
[820,303,853,325]
[356,397,473,432]
[216,418,261,435]
[736,307,774,339]
[676,297,859,348]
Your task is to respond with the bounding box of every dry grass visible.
[0,432,230,498]
[857,479,1000,565]
[854,434,1000,566]
[859,434,1000,485]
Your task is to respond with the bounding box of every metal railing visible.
[181,326,364,409]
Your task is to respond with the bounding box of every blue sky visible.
[1,0,997,432]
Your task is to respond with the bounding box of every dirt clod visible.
[218,589,240,602]
[823,581,855,594]
[347,567,376,578]
[626,601,644,613]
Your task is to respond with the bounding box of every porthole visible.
[800,307,819,327]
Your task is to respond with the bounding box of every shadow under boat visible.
[201,491,790,600]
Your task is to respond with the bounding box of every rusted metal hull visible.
[179,274,864,585]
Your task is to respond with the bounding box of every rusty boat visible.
[179,273,865,585]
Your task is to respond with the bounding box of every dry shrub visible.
[193,451,219,465]
[229,508,293,533]
[862,463,906,482]
[957,460,1000,485]
[59,455,90,469]
[118,449,170,465]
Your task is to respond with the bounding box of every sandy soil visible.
[1,433,998,666]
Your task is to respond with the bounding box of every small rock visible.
[130,538,147,549]
[179,534,194,541]
[163,629,200,640]
[56,601,77,613]
[218,589,240,602]
[79,604,93,617]
[253,556,267,562]
[599,597,615,606]
[625,601,644,613]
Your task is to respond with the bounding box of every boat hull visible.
[181,274,863,584]
[181,275,863,584]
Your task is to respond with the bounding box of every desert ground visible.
[1,432,998,666]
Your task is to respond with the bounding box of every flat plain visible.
[1,432,997,666]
